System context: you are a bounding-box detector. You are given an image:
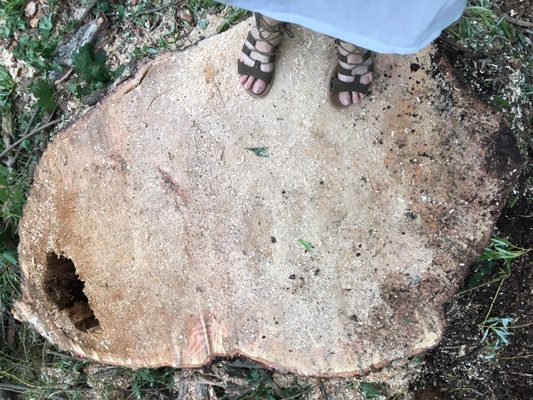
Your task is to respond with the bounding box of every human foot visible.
[238,14,292,97]
[329,40,374,108]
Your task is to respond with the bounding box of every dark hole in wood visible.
[43,252,100,332]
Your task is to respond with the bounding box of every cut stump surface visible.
[15,21,521,376]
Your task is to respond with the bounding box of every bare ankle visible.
[257,14,281,27]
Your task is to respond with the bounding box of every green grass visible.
[129,368,175,399]
[68,44,125,97]
[0,0,27,38]
[444,0,532,148]
[456,237,531,355]
[462,237,530,293]
[448,1,514,51]
[227,368,308,400]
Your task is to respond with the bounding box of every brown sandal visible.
[328,40,374,109]
[237,13,293,98]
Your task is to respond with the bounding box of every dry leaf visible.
[1,110,14,139]
[25,1,37,19]
[179,9,194,23]
[29,15,40,28]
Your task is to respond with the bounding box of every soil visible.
[413,191,533,400]
[412,0,533,396]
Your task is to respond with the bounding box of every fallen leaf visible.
[246,147,269,157]
[25,1,37,19]
[297,239,314,252]
[29,15,40,28]
[31,79,57,111]
[1,110,14,140]
[179,9,194,23]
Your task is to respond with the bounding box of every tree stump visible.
[14,21,521,376]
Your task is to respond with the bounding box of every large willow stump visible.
[14,21,520,376]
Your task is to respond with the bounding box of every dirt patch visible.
[414,193,533,399]
[411,2,532,396]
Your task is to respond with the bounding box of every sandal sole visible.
[327,62,349,109]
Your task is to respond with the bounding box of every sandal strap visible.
[331,76,371,95]
[238,60,274,84]
[332,39,373,95]
[253,13,294,44]
[236,14,292,87]
[337,51,371,64]
[242,36,276,63]
[337,62,374,77]
[336,39,373,73]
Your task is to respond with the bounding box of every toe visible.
[244,76,255,90]
[252,79,267,95]
[361,71,373,85]
[351,92,361,103]
[239,74,248,85]
[338,91,352,106]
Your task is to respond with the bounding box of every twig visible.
[0,384,29,393]
[10,106,39,165]
[318,379,330,400]
[147,89,172,109]
[261,371,287,399]
[456,275,505,296]
[283,389,311,400]
[509,322,533,329]
[0,119,61,160]
[509,372,533,378]
[494,5,533,28]
[176,369,186,400]
[72,0,98,34]
[481,276,506,324]
[500,353,533,360]
[449,387,483,396]
[437,36,472,54]
[213,80,225,108]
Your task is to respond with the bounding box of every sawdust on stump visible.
[14,20,521,376]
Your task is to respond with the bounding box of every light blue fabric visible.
[218,0,466,54]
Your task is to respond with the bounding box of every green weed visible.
[0,66,16,113]
[217,7,247,34]
[69,44,125,97]
[477,237,529,263]
[128,367,175,399]
[463,237,531,352]
[445,0,532,143]
[187,0,218,28]
[132,44,159,58]
[11,7,63,73]
[31,79,57,111]
[448,0,515,51]
[480,316,513,349]
[230,368,306,400]
[0,237,18,311]
[464,236,530,291]
[0,165,26,236]
[359,381,389,399]
[0,0,27,38]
